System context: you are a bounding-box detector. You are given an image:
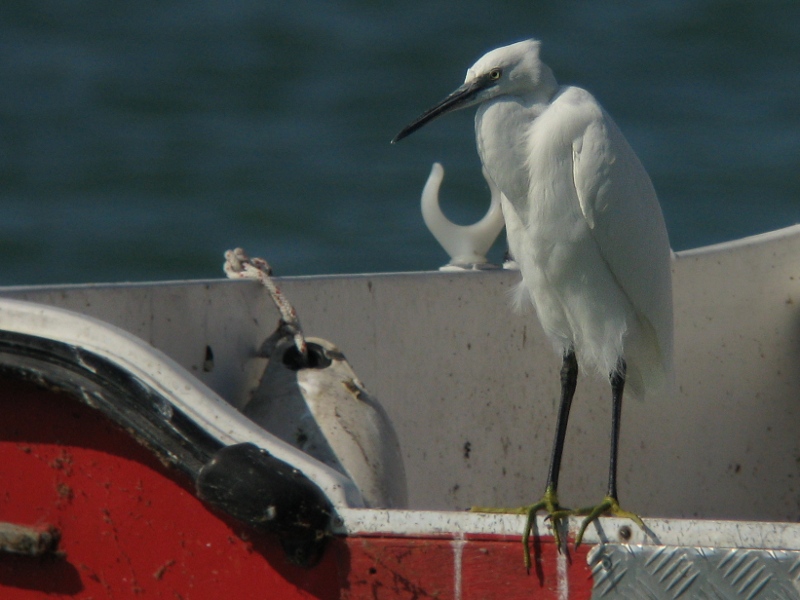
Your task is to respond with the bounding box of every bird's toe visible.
[573,496,645,548]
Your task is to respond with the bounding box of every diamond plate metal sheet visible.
[588,544,800,599]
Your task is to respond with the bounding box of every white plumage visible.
[394,39,673,557]
[472,40,672,396]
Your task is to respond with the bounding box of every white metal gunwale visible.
[335,508,800,551]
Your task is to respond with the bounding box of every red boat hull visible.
[1,379,595,599]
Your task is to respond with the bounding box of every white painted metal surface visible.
[335,509,800,551]
[2,225,800,524]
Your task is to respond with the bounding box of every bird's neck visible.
[475,97,551,207]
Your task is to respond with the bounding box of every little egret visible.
[393,39,673,563]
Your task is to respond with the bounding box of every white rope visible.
[223,248,307,360]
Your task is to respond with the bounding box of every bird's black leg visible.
[607,358,625,500]
[546,350,578,493]
[572,357,645,547]
[519,350,578,563]
[470,350,578,569]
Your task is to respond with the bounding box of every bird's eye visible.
[489,68,502,80]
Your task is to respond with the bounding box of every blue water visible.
[1,1,798,285]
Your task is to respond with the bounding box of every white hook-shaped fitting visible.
[421,163,505,271]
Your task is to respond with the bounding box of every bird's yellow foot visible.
[471,485,570,571]
[571,496,645,547]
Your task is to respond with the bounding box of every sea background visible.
[1,1,798,286]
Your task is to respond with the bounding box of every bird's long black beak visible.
[392,75,492,144]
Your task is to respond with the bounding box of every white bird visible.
[393,39,673,563]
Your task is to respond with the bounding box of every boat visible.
[2,168,800,597]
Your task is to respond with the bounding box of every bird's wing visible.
[571,104,673,388]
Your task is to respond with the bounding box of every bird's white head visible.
[392,39,558,143]
[465,40,557,104]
